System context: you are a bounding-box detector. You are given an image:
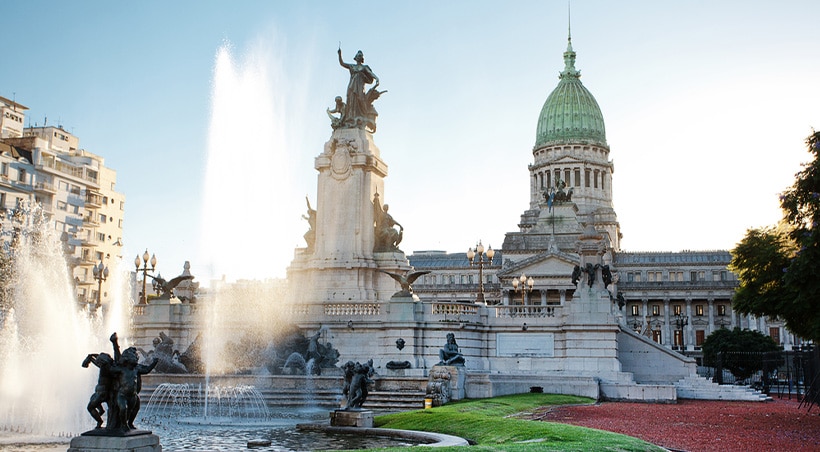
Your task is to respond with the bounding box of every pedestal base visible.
[329,409,374,428]
[68,433,162,451]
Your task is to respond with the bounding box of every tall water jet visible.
[0,204,126,436]
[198,38,309,375]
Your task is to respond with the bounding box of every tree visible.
[702,327,780,381]
[730,131,820,342]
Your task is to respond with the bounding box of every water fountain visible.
[0,203,128,442]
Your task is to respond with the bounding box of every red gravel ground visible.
[535,397,820,452]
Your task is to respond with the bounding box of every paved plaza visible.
[538,397,819,452]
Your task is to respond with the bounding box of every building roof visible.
[409,251,504,269]
[535,35,607,149]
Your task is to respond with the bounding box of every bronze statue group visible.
[82,333,158,433]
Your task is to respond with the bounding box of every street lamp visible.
[511,273,534,305]
[674,313,689,351]
[467,241,494,304]
[134,249,156,304]
[91,260,109,310]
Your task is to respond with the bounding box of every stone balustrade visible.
[324,303,381,316]
[493,305,556,318]
[431,302,479,316]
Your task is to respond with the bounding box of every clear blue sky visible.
[2,1,819,283]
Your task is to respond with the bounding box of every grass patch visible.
[369,393,664,451]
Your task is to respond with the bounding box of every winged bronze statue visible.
[149,274,195,300]
[379,270,431,297]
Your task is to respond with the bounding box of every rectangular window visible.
[601,172,605,190]
[58,180,69,191]
[574,169,581,186]
[57,201,67,211]
[648,272,655,282]
[585,169,590,187]
[593,170,599,188]
[118,219,123,228]
[695,305,704,316]
[99,214,107,223]
[634,272,641,282]
[564,169,571,186]
[696,330,706,346]
[652,305,660,316]
[673,330,683,348]
[769,327,780,344]
[717,305,726,316]
[652,329,662,344]
[0,192,5,208]
[673,305,682,316]
[690,271,698,282]
[17,169,26,183]
[97,232,105,242]
[631,305,640,316]
[1,162,7,176]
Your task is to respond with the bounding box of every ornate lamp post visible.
[134,249,156,304]
[91,260,109,309]
[674,313,689,351]
[467,241,494,304]
[511,273,534,305]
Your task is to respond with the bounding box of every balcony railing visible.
[323,303,380,316]
[493,305,557,318]
[432,303,479,316]
[34,182,56,193]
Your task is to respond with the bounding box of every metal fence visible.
[699,346,819,410]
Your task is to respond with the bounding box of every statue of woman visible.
[338,48,380,130]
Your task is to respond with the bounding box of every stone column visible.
[642,299,649,330]
[559,289,566,305]
[540,290,547,305]
[707,298,715,333]
[663,299,671,347]
[685,298,693,351]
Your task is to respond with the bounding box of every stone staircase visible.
[674,375,772,401]
[141,385,427,412]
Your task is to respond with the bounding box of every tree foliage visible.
[730,131,820,342]
[702,327,780,380]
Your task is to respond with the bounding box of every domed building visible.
[504,33,619,256]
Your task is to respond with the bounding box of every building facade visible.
[0,95,125,308]
[409,35,797,359]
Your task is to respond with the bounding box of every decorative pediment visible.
[550,155,584,165]
[497,249,579,280]
[691,317,709,327]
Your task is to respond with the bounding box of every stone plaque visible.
[496,333,554,357]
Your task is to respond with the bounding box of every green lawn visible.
[365,393,664,451]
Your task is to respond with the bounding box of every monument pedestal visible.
[330,409,374,428]
[68,433,162,451]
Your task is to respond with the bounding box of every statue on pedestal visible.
[373,192,403,252]
[342,359,375,410]
[438,333,465,366]
[302,196,317,251]
[336,48,386,132]
[81,333,158,434]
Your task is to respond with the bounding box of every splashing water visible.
[0,203,129,436]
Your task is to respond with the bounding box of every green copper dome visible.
[535,38,607,148]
